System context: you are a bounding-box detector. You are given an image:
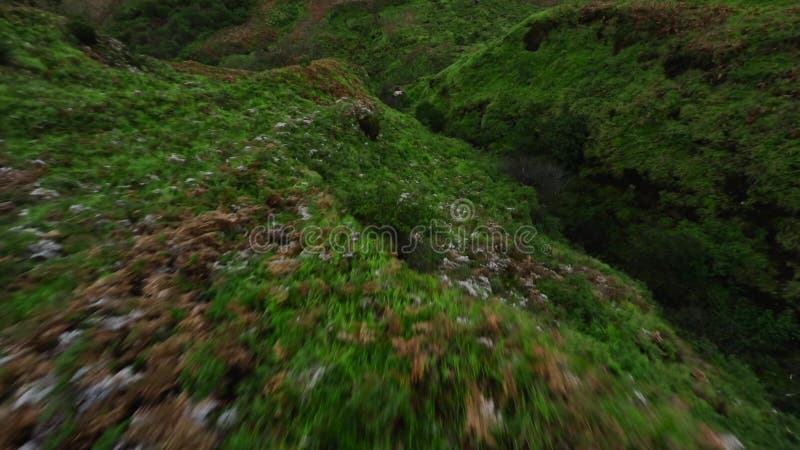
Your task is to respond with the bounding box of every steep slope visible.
[1,4,799,449]
[22,0,259,59]
[194,0,563,94]
[410,0,800,412]
[40,0,565,93]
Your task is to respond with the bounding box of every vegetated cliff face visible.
[411,1,800,412]
[2,4,799,449]
[43,0,561,92]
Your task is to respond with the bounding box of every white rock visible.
[633,389,648,406]
[30,188,60,200]
[476,392,502,428]
[101,310,144,331]
[442,258,460,270]
[477,337,494,349]
[189,398,220,425]
[167,154,186,163]
[0,354,16,366]
[141,214,159,226]
[29,239,62,260]
[69,204,88,214]
[457,277,492,300]
[71,366,91,382]
[303,366,326,393]
[13,375,56,410]
[719,434,745,450]
[79,367,142,412]
[58,330,82,349]
[217,407,238,428]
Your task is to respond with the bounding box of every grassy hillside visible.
[2,4,798,449]
[41,0,564,94]
[201,0,563,94]
[410,0,800,412]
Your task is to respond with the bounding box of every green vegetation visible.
[106,0,257,59]
[1,1,799,449]
[66,17,97,46]
[410,0,800,412]
[93,0,562,93]
[0,40,11,65]
[245,0,560,92]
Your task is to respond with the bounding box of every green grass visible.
[287,0,562,92]
[105,0,257,59]
[101,0,570,93]
[1,4,799,449]
[410,0,800,413]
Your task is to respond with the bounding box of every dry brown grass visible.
[0,205,271,446]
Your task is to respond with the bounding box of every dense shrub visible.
[507,155,567,199]
[108,0,256,59]
[252,39,321,69]
[412,1,800,411]
[357,113,381,141]
[538,110,589,171]
[67,19,97,46]
[415,101,446,132]
[524,19,556,52]
[378,84,407,109]
[0,41,11,65]
[483,101,589,172]
[609,225,713,306]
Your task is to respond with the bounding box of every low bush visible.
[357,113,381,140]
[67,19,97,46]
[108,0,256,58]
[539,110,589,171]
[415,101,446,132]
[0,41,11,65]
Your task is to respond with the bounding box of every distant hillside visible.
[2,4,799,448]
[34,0,563,93]
[410,0,800,412]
